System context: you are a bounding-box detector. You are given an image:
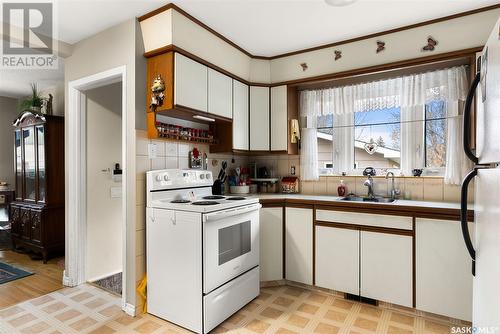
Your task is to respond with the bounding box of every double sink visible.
[340,196,396,203]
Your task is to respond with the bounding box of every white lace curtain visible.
[299,65,471,184]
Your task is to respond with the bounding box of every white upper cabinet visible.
[360,231,413,307]
[270,85,288,151]
[208,68,232,119]
[174,53,208,112]
[249,86,270,151]
[232,80,249,150]
[416,218,473,321]
[285,207,313,285]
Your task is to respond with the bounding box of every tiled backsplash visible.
[248,154,472,203]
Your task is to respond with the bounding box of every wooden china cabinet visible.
[10,110,64,263]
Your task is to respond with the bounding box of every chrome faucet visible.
[364,175,375,199]
[386,171,400,200]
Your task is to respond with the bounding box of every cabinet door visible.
[14,130,23,200]
[232,80,249,150]
[285,207,313,285]
[416,219,472,321]
[249,86,270,151]
[23,127,36,201]
[20,208,31,241]
[360,231,412,307]
[174,53,208,112]
[260,207,283,281]
[10,205,21,237]
[270,85,288,151]
[36,125,46,203]
[208,68,232,119]
[316,226,359,295]
[30,210,42,244]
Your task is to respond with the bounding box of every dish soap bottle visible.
[337,180,347,196]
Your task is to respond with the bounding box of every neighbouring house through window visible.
[299,64,472,185]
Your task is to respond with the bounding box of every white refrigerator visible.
[461,17,500,329]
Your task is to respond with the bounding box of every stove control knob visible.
[205,174,211,179]
[155,175,162,182]
[200,174,205,179]
[163,174,170,181]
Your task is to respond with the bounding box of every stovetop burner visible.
[203,195,225,200]
[192,201,220,206]
[226,197,246,200]
[170,199,191,204]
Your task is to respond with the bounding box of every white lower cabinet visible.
[360,231,413,307]
[285,207,313,285]
[259,207,283,281]
[416,219,473,321]
[315,226,359,295]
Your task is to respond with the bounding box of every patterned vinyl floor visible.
[0,283,469,333]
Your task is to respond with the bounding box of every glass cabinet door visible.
[23,127,36,201]
[36,126,46,202]
[14,130,23,199]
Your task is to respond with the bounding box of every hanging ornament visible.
[364,142,378,155]
[334,50,342,61]
[150,75,166,112]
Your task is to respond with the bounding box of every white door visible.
[416,218,473,321]
[260,207,283,281]
[208,69,232,119]
[473,167,500,329]
[174,53,208,112]
[233,80,249,150]
[270,85,288,151]
[285,207,313,285]
[315,226,359,295]
[249,86,270,151]
[360,231,412,307]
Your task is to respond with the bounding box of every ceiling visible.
[57,0,499,57]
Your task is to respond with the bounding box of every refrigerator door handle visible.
[463,72,480,164]
[461,168,477,276]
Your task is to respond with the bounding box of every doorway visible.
[65,66,130,314]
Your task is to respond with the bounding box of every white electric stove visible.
[146,169,261,334]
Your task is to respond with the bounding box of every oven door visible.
[203,203,261,293]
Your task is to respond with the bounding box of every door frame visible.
[64,66,132,315]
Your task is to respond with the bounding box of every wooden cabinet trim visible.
[315,221,414,236]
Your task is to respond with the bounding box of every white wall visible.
[85,82,123,282]
[0,96,18,187]
[65,18,140,308]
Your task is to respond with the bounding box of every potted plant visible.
[18,83,44,113]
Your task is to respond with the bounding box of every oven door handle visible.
[203,203,262,222]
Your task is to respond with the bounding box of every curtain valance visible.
[300,65,469,116]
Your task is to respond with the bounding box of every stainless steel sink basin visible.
[340,196,396,203]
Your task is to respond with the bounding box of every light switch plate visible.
[148,143,157,159]
[110,187,122,198]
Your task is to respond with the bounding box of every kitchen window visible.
[301,65,470,184]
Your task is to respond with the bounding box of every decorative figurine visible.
[150,75,166,112]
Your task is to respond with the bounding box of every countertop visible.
[248,193,473,221]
